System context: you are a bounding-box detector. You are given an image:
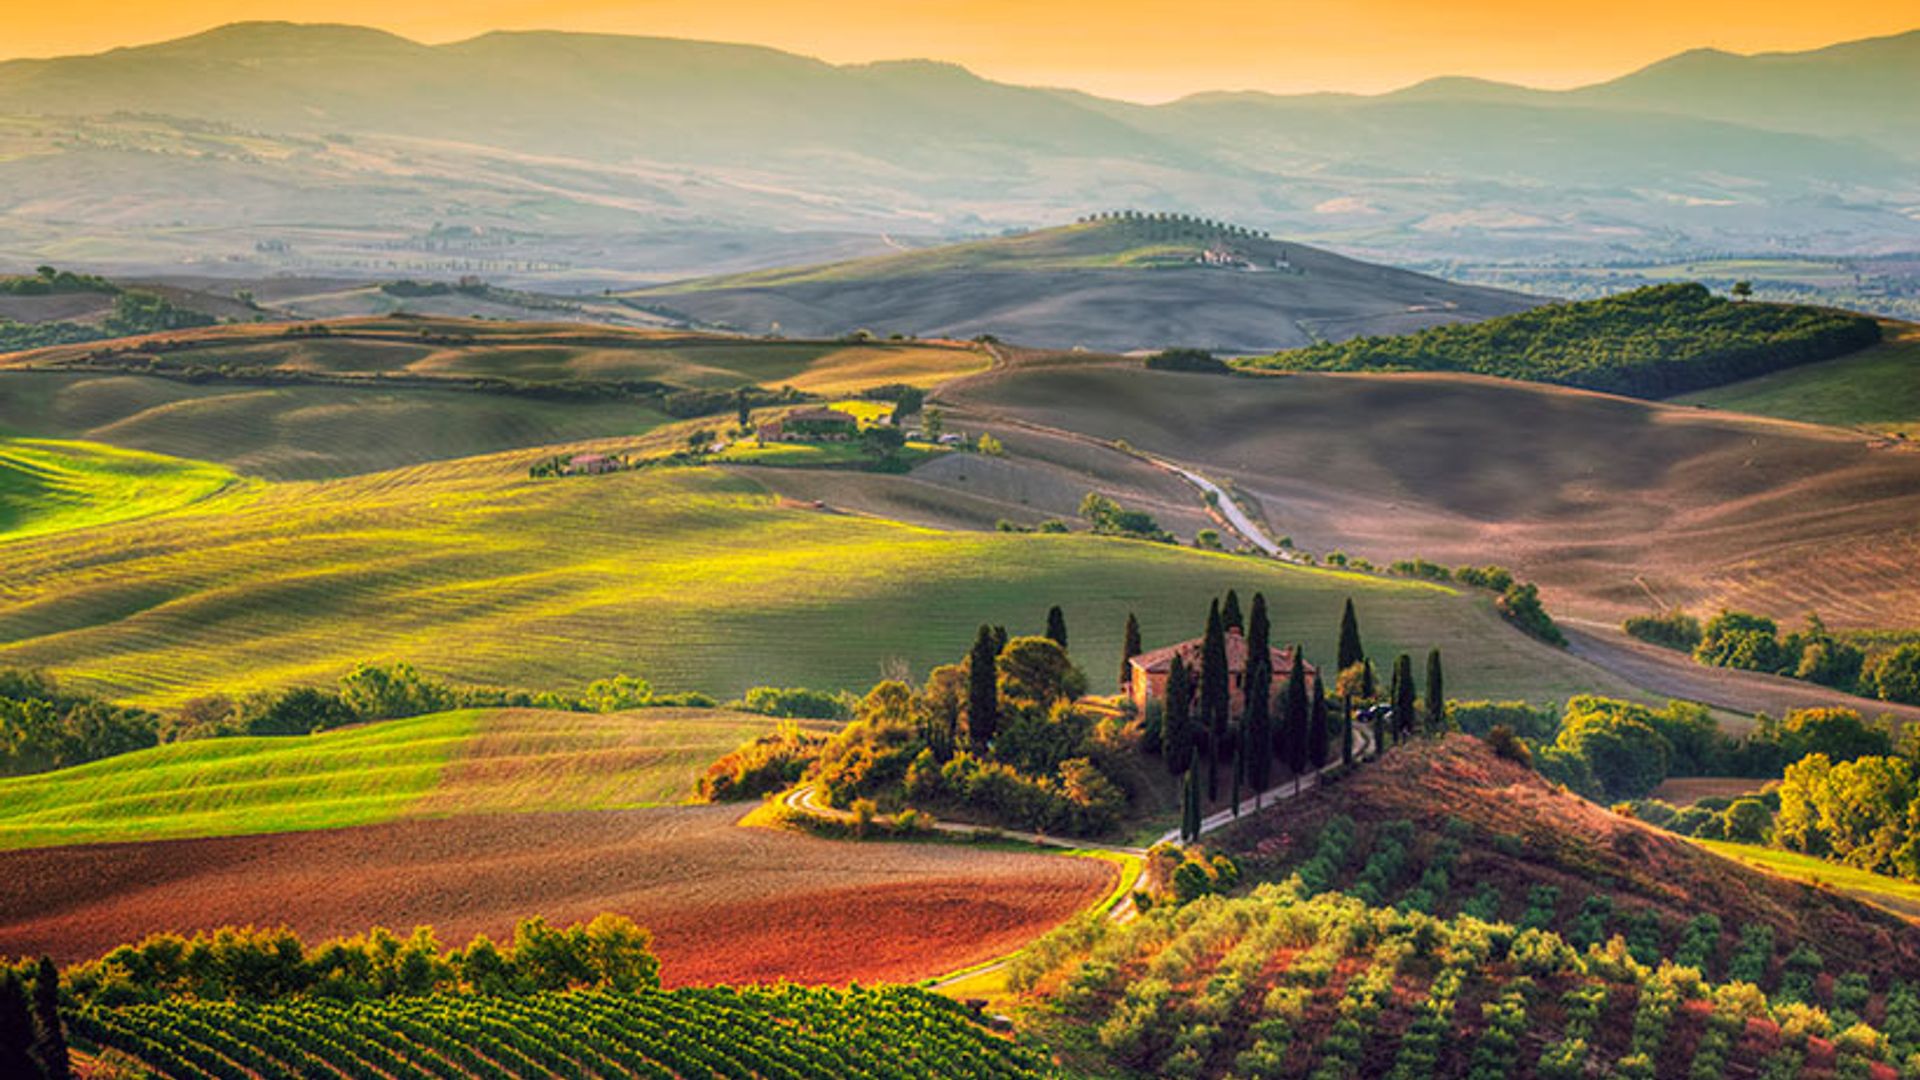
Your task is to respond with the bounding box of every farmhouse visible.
[757,406,859,443]
[563,453,619,475]
[1127,628,1318,719]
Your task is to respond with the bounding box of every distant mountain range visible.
[0,22,1913,283]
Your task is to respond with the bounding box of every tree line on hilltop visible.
[1239,283,1881,398]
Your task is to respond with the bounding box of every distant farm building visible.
[564,453,619,475]
[757,407,859,443]
[1127,628,1319,719]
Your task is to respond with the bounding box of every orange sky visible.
[7,1,1914,100]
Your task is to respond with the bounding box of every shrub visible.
[1625,611,1704,650]
[698,723,827,800]
[1497,582,1565,645]
[1144,348,1231,375]
[737,686,851,720]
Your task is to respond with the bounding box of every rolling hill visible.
[0,22,1913,283]
[0,443,1645,710]
[0,437,239,541]
[1674,321,1920,437]
[1008,736,1920,1079]
[942,353,1920,635]
[0,317,987,477]
[623,217,1540,352]
[0,707,797,850]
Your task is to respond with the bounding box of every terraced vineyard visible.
[1012,882,1919,1078]
[69,986,1057,1079]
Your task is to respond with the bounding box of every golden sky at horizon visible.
[5,1,1914,100]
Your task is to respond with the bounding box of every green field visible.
[1697,839,1920,921]
[0,371,669,480]
[0,707,785,850]
[1675,324,1920,436]
[0,436,241,541]
[0,450,1623,710]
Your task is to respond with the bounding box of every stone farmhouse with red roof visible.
[1127,627,1318,719]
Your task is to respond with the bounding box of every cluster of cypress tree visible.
[1153,590,1343,831]
[0,959,69,1080]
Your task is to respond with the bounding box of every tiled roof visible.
[1130,628,1314,677]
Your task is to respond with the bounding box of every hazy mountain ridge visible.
[0,21,1913,283]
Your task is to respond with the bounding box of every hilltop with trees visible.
[1238,283,1881,398]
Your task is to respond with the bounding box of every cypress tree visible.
[1283,646,1309,779]
[735,387,752,430]
[1121,612,1143,691]
[1337,598,1365,672]
[1361,657,1377,699]
[1164,656,1193,776]
[1243,653,1273,793]
[990,625,1009,656]
[1200,601,1230,801]
[0,972,35,1080]
[1230,723,1243,818]
[1342,696,1355,766]
[1309,676,1330,769]
[1247,593,1271,657]
[967,625,1000,753]
[1180,755,1202,842]
[29,958,67,1080]
[1425,649,1445,736]
[1045,606,1069,651]
[1391,653,1416,740]
[1244,593,1274,793]
[1223,589,1244,633]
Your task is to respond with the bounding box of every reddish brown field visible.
[0,805,1114,986]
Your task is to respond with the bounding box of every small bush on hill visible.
[1625,611,1704,651]
[736,685,853,720]
[1454,565,1515,592]
[1080,492,1174,543]
[699,723,828,801]
[1144,348,1232,375]
[1497,582,1565,645]
[0,670,157,776]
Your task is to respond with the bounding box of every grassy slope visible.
[0,437,240,540]
[0,452,1606,710]
[0,707,785,850]
[0,371,669,481]
[1674,322,1920,436]
[1698,839,1920,921]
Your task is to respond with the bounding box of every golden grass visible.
[0,437,244,541]
[0,443,1599,710]
[0,707,786,850]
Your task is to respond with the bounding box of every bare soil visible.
[0,805,1114,986]
[946,361,1920,631]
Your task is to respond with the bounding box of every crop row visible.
[68,986,1056,1080]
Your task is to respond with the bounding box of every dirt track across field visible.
[0,805,1114,985]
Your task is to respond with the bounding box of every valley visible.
[1,16,1918,1078]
